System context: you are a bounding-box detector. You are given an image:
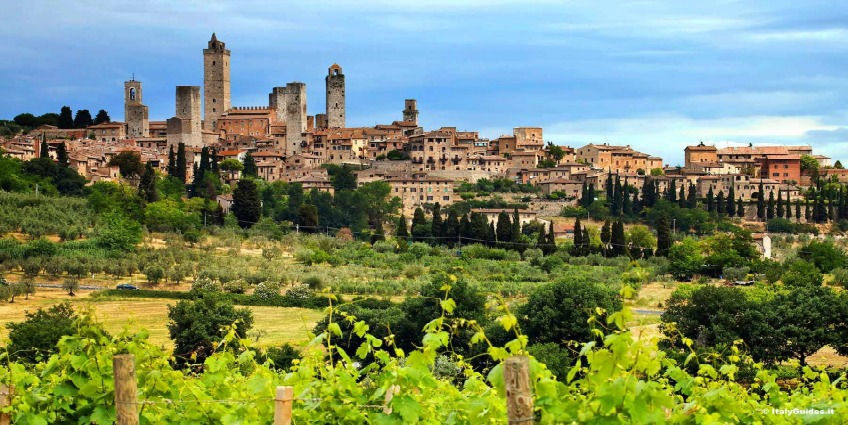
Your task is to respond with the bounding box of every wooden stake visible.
[113,354,138,425]
[505,356,534,425]
[274,386,294,425]
[0,384,12,425]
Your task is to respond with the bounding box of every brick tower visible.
[203,33,231,131]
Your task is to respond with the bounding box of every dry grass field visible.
[0,287,325,350]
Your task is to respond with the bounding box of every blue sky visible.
[2,0,848,164]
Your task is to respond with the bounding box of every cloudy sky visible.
[2,0,847,164]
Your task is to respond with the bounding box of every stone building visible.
[684,143,717,168]
[325,64,345,128]
[88,122,126,142]
[403,99,419,125]
[124,79,149,139]
[386,174,457,214]
[203,33,231,131]
[167,86,202,148]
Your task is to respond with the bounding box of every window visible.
[784,165,789,169]
[443,196,450,201]
[427,196,433,201]
[773,173,779,177]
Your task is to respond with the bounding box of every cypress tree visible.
[643,179,655,207]
[795,199,801,222]
[167,145,177,177]
[737,201,745,218]
[444,209,459,246]
[707,187,715,213]
[767,191,775,219]
[511,208,522,248]
[580,182,590,207]
[582,228,591,255]
[600,220,612,257]
[716,191,725,215]
[656,214,672,257]
[431,203,443,241]
[805,199,811,221]
[678,184,686,208]
[232,179,261,228]
[56,142,69,167]
[459,213,471,240]
[242,152,258,178]
[776,190,784,218]
[668,179,677,202]
[687,183,697,209]
[757,181,765,219]
[572,217,583,256]
[605,173,613,203]
[496,212,512,243]
[611,220,626,257]
[471,212,489,242]
[411,207,429,242]
[176,143,187,182]
[546,222,556,254]
[488,223,497,246]
[622,177,632,215]
[137,161,158,203]
[612,176,622,216]
[727,185,735,217]
[536,225,547,253]
[396,214,409,241]
[40,139,49,158]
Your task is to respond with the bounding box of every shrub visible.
[144,263,165,285]
[408,242,431,258]
[191,276,222,294]
[223,280,248,294]
[781,259,823,288]
[403,264,425,279]
[303,275,325,291]
[261,343,301,371]
[522,248,543,264]
[722,266,750,282]
[5,302,77,363]
[372,240,395,254]
[253,281,282,300]
[830,268,848,287]
[284,284,313,299]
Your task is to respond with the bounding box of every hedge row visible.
[93,289,336,309]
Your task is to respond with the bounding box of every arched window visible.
[129,88,136,101]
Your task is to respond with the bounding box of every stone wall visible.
[326,66,345,128]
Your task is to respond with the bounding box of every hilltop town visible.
[1,33,842,221]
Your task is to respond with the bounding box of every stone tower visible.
[403,99,418,125]
[203,33,231,131]
[167,86,202,148]
[124,79,149,138]
[285,82,307,155]
[325,64,345,128]
[269,86,288,123]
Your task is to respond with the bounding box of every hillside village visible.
[1,34,841,219]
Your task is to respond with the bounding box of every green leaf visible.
[328,322,342,338]
[392,395,422,422]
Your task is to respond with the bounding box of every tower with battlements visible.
[124,79,149,138]
[325,64,345,128]
[167,86,202,148]
[203,33,231,131]
[403,99,418,125]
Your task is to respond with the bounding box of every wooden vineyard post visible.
[505,356,534,424]
[274,386,294,425]
[113,354,139,425]
[0,384,13,425]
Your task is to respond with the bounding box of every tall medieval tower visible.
[124,79,149,138]
[325,64,345,128]
[203,33,231,131]
[403,99,419,125]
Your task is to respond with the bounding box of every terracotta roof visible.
[217,150,244,156]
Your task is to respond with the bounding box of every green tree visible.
[798,241,847,272]
[737,201,745,218]
[176,143,187,182]
[167,295,254,369]
[716,191,725,215]
[667,238,703,280]
[396,214,409,241]
[572,217,584,256]
[167,145,177,177]
[656,214,672,256]
[93,211,142,251]
[232,179,261,228]
[781,259,823,288]
[108,150,145,179]
[611,220,626,257]
[431,203,444,240]
[520,275,622,345]
[5,302,77,363]
[727,185,735,217]
[298,203,319,230]
[706,187,715,213]
[510,208,522,248]
[411,207,429,242]
[496,211,511,243]
[55,142,69,167]
[800,154,819,174]
[444,209,459,246]
[242,152,257,178]
[330,165,357,191]
[600,220,612,256]
[57,106,73,129]
[39,139,49,159]
[757,181,765,219]
[137,161,158,203]
[93,109,110,124]
[546,142,565,163]
[767,191,775,219]
[835,160,844,169]
[776,190,784,218]
[73,109,93,129]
